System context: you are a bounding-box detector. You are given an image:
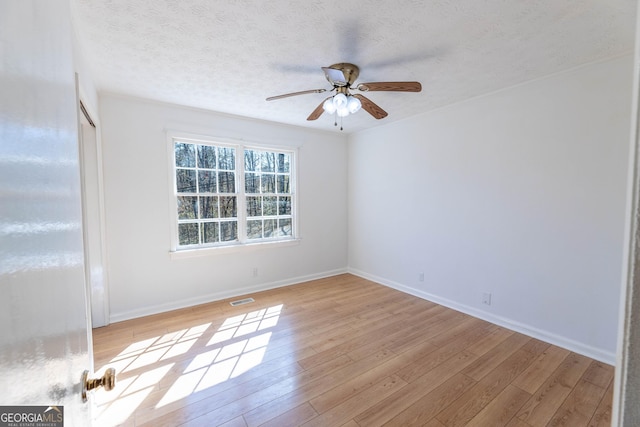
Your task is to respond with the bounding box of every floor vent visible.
[230,297,255,306]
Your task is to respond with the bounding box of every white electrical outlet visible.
[482,292,492,305]
[419,272,425,282]
[252,267,258,277]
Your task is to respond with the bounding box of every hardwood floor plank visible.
[581,360,615,389]
[309,339,453,415]
[242,349,398,426]
[395,320,499,383]
[435,339,547,427]
[505,417,533,427]
[461,333,534,381]
[133,358,305,425]
[464,325,515,357]
[511,345,571,394]
[370,309,470,358]
[546,378,607,426]
[255,402,318,427]
[464,384,531,427]
[380,373,477,427]
[218,416,248,427]
[428,316,492,348]
[148,348,356,426]
[302,375,407,427]
[91,274,614,427]
[588,379,614,427]
[514,352,592,426]
[354,350,478,427]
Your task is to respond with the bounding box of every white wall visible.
[100,95,348,322]
[71,20,99,116]
[348,55,633,363]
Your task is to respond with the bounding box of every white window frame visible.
[167,131,299,259]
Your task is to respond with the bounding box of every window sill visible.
[169,238,301,260]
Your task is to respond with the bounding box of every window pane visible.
[176,169,197,193]
[175,143,195,167]
[264,196,277,215]
[247,220,262,239]
[202,222,219,243]
[261,174,275,193]
[178,223,199,245]
[198,170,217,193]
[278,196,291,215]
[199,196,218,219]
[264,219,276,237]
[278,218,292,236]
[218,172,236,193]
[245,173,259,193]
[219,196,237,218]
[277,175,290,193]
[218,147,236,170]
[197,145,216,169]
[277,153,290,173]
[261,152,275,172]
[220,221,238,241]
[244,150,260,172]
[177,196,198,219]
[246,196,261,217]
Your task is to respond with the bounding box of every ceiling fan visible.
[266,63,421,126]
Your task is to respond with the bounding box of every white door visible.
[0,1,93,425]
[79,107,110,328]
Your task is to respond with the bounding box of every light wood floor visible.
[92,274,613,427]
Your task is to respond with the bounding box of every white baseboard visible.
[108,268,348,324]
[348,268,616,365]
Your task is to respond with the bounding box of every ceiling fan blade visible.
[353,94,388,119]
[266,88,326,101]
[356,81,422,92]
[307,96,332,121]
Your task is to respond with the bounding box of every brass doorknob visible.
[81,368,116,402]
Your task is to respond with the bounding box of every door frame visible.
[613,5,640,424]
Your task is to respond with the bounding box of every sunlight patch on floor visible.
[156,305,282,408]
[93,363,174,426]
[94,304,284,426]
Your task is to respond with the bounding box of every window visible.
[244,149,293,240]
[170,136,296,251]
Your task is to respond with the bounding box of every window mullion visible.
[236,147,247,243]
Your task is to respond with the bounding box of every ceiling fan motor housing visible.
[324,63,360,87]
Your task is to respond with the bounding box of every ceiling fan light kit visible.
[266,62,421,130]
[323,91,362,117]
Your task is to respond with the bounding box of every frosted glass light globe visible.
[323,97,337,114]
[333,93,348,109]
[347,96,361,114]
[337,106,350,117]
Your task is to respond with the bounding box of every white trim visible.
[108,267,347,323]
[169,238,300,259]
[164,129,302,152]
[348,268,616,365]
[612,7,640,426]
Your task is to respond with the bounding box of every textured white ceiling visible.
[70,0,636,133]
